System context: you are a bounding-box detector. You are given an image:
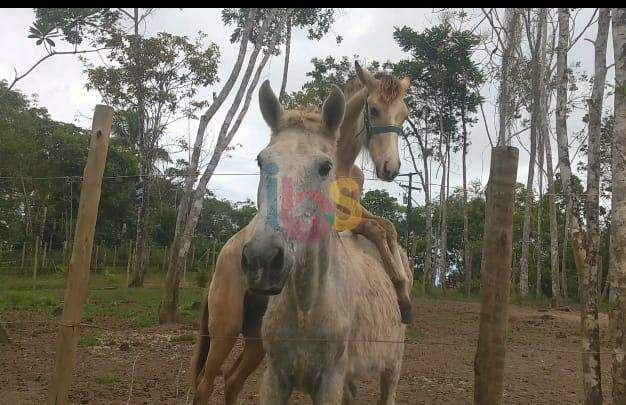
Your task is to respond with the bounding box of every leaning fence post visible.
[47,105,113,405]
[474,146,519,405]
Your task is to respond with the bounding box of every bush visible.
[195,269,211,288]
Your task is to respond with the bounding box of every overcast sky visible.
[0,8,613,206]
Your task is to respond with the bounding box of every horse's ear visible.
[259,80,283,132]
[355,61,378,91]
[322,85,345,138]
[400,75,412,93]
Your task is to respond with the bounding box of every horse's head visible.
[242,80,345,295]
[355,61,411,181]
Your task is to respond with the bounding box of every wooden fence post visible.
[474,146,519,405]
[47,105,113,405]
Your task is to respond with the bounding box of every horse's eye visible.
[370,107,379,118]
[256,155,263,168]
[319,161,332,177]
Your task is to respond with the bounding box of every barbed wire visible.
[0,171,598,197]
[0,318,617,356]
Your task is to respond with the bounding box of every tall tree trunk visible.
[583,9,610,404]
[557,8,571,302]
[167,8,260,286]
[439,139,450,291]
[601,235,611,303]
[536,126,544,298]
[128,162,151,287]
[159,10,285,323]
[127,8,151,288]
[497,9,521,147]
[610,6,626,402]
[462,99,471,297]
[279,15,292,103]
[544,111,561,307]
[521,8,547,297]
[404,121,433,291]
[561,207,570,300]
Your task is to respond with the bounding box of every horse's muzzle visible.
[242,237,288,294]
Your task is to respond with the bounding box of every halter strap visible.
[363,98,404,141]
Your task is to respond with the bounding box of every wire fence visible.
[0,171,587,197]
[1,309,617,403]
[0,318,617,355]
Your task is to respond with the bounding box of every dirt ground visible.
[0,296,614,404]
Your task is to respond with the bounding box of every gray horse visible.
[242,80,408,404]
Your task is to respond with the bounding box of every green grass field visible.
[0,269,206,328]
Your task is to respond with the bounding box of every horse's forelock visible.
[275,109,325,135]
[343,72,403,104]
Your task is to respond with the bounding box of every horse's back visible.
[337,232,405,376]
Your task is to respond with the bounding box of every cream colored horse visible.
[247,81,407,404]
[191,63,412,405]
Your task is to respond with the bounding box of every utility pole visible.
[398,172,420,257]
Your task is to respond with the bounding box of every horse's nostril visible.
[383,161,391,178]
[270,246,284,272]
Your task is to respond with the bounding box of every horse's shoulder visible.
[337,233,382,266]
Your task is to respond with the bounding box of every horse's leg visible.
[352,217,412,323]
[342,380,358,405]
[224,292,268,405]
[260,362,292,405]
[193,332,238,405]
[312,364,346,405]
[378,363,401,405]
[225,339,265,404]
[193,239,246,405]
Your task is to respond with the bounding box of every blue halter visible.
[363,99,404,142]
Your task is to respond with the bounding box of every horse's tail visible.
[190,292,211,388]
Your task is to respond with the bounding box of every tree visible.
[362,190,404,226]
[222,8,339,103]
[159,9,289,323]
[282,55,382,109]
[553,8,610,404]
[0,82,140,255]
[393,21,483,290]
[519,8,547,297]
[581,9,610,404]
[82,18,220,287]
[2,8,121,96]
[610,6,626,402]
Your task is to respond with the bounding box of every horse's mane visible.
[343,72,403,104]
[275,108,325,134]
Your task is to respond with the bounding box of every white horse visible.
[242,81,408,404]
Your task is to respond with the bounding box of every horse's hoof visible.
[399,300,413,324]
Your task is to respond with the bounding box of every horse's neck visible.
[337,88,367,177]
[284,234,338,314]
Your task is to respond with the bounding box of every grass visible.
[0,270,205,328]
[79,331,103,348]
[406,327,423,343]
[170,333,196,343]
